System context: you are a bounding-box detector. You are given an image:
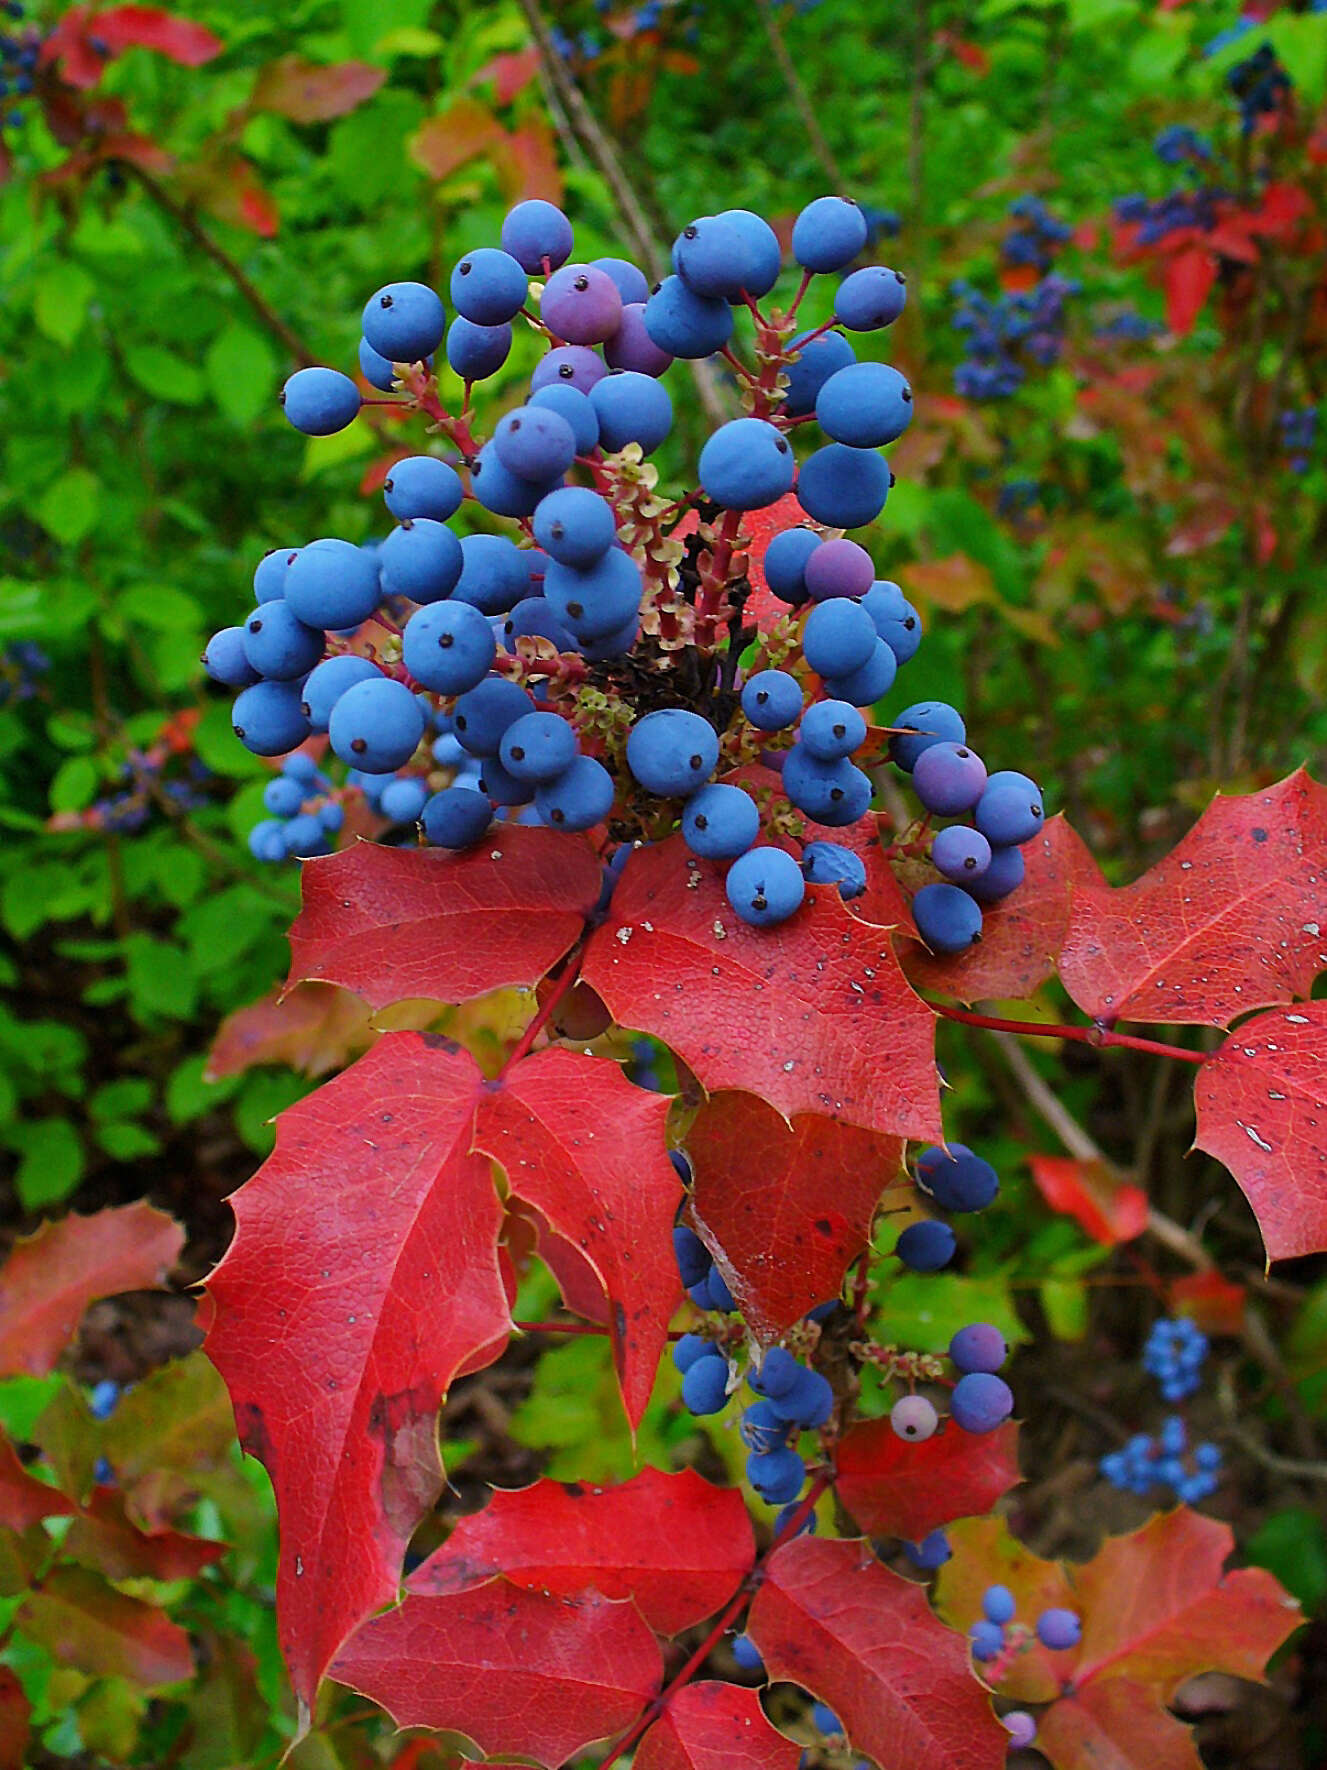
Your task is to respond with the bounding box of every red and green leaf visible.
[835,1420,1022,1544]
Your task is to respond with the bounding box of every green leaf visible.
[1246,1508,1327,1613]
[1264,16,1327,101]
[117,584,204,632]
[205,324,278,428]
[49,757,98,815]
[95,1121,162,1161]
[35,469,101,545]
[123,935,198,1021]
[870,1268,1028,1356]
[123,346,207,406]
[0,1374,65,1441]
[89,1078,154,1122]
[7,1118,84,1211]
[33,262,95,348]
[1039,1278,1088,1341]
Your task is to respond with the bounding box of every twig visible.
[754,0,846,190]
[930,1001,1208,1066]
[114,160,314,366]
[1224,1425,1327,1485]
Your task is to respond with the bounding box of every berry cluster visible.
[1100,1315,1222,1505]
[1000,196,1072,272]
[1279,404,1317,473]
[205,189,1048,942]
[0,638,49,705]
[248,754,345,862]
[950,273,1077,399]
[970,1583,1081,1662]
[1227,40,1292,135]
[0,0,40,135]
[48,724,215,838]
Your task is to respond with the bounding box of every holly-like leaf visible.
[473,1049,682,1426]
[19,1565,194,1689]
[906,817,1101,1004]
[287,830,601,1011]
[0,1666,29,1770]
[634,1682,800,1770]
[688,1092,903,1339]
[937,1511,1301,1764]
[331,1579,662,1767]
[206,981,439,1081]
[204,1034,510,1719]
[1193,1003,1327,1262]
[249,56,385,122]
[99,1351,237,1529]
[92,5,223,65]
[474,47,540,105]
[1058,769,1327,1027]
[1164,246,1218,335]
[62,1487,226,1583]
[1028,1156,1149,1248]
[835,1420,1022,1544]
[0,1429,76,1531]
[747,1536,1006,1769]
[0,1204,184,1377]
[582,841,940,1142]
[408,1468,754,1635]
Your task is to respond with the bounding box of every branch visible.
[754,0,846,190]
[115,160,314,366]
[929,1000,1208,1065]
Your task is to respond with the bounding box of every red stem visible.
[595,1468,835,1769]
[786,267,814,321]
[927,1002,1208,1065]
[500,947,585,1076]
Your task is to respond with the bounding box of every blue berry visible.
[471,441,562,518]
[328,676,426,773]
[802,599,877,679]
[204,626,258,689]
[801,841,867,899]
[285,537,383,630]
[982,1585,1016,1625]
[834,266,908,331]
[362,281,446,363]
[725,847,806,927]
[593,257,651,304]
[402,601,497,695]
[951,1372,1014,1434]
[541,262,623,344]
[493,404,578,482]
[797,444,892,529]
[682,784,760,860]
[280,366,361,436]
[816,362,914,448]
[380,777,429,825]
[912,742,988,816]
[499,712,578,784]
[358,336,399,391]
[535,756,615,831]
[916,1144,999,1213]
[782,329,855,417]
[931,825,992,882]
[673,1224,711,1287]
[746,1446,805,1503]
[949,1323,1007,1374]
[750,1347,801,1399]
[544,550,642,643]
[455,534,534,617]
[673,1332,720,1373]
[799,701,866,761]
[699,418,796,511]
[446,316,512,381]
[904,1530,951,1570]
[300,655,382,731]
[501,199,574,274]
[912,882,982,954]
[889,702,966,772]
[762,527,822,603]
[767,1365,833,1428]
[811,1703,843,1738]
[826,639,897,708]
[732,1633,764,1672]
[792,196,868,272]
[529,382,600,453]
[454,677,536,756]
[627,708,719,797]
[969,1620,1005,1662]
[242,602,323,681]
[531,344,608,396]
[683,1354,731,1415]
[232,681,311,757]
[1035,1608,1081,1651]
[782,748,871,827]
[741,669,803,731]
[253,547,294,602]
[974,771,1045,847]
[450,247,528,325]
[380,519,465,604]
[384,456,464,523]
[896,1220,956,1272]
[589,370,673,453]
[643,274,734,358]
[534,486,617,568]
[966,844,1025,903]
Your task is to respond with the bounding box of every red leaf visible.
[204,1034,510,1717]
[331,1579,662,1766]
[836,1419,1022,1543]
[937,1512,1301,1745]
[0,1429,76,1531]
[1193,1003,1327,1262]
[1167,1270,1246,1337]
[1058,769,1327,1027]
[688,1092,903,1339]
[475,47,540,105]
[411,97,507,182]
[408,1467,754,1634]
[1164,247,1217,336]
[93,6,222,65]
[287,829,601,1011]
[497,121,564,206]
[1028,1156,1149,1247]
[19,1565,194,1689]
[581,840,940,1143]
[40,10,110,88]
[509,1198,613,1326]
[634,1682,800,1770]
[474,1048,682,1426]
[249,57,386,124]
[747,1536,1007,1770]
[0,1666,30,1770]
[0,1204,184,1377]
[905,816,1101,1004]
[62,1487,226,1582]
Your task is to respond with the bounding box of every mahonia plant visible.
[198,191,1317,1767]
